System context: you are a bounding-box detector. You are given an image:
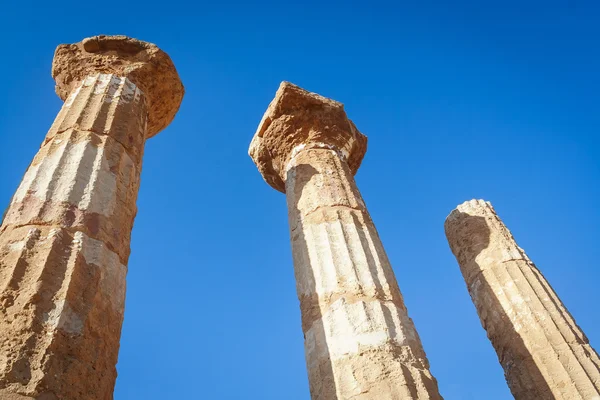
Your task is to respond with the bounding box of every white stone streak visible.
[75,231,126,312]
[296,208,423,363]
[338,133,354,161]
[287,144,307,171]
[119,79,138,105]
[48,73,145,144]
[91,74,111,94]
[12,140,120,217]
[4,228,38,256]
[306,299,414,361]
[298,218,386,299]
[4,229,125,338]
[45,299,84,335]
[287,148,441,399]
[65,85,82,107]
[86,73,141,104]
[7,241,26,253]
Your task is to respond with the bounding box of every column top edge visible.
[248,81,367,193]
[445,199,496,224]
[52,35,184,137]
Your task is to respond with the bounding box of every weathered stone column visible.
[445,199,600,400]
[249,82,442,400]
[0,36,183,399]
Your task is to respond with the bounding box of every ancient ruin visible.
[3,32,599,400]
[0,36,183,399]
[445,199,600,400]
[249,82,442,399]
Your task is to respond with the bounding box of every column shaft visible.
[0,73,146,399]
[287,148,441,400]
[445,199,600,399]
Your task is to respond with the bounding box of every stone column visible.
[445,199,600,400]
[0,36,183,400]
[249,82,442,400]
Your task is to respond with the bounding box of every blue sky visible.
[1,1,599,399]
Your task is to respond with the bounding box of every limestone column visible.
[445,199,600,399]
[0,36,183,400]
[249,82,442,400]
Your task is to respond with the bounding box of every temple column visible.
[249,82,442,400]
[0,36,183,400]
[445,199,600,399]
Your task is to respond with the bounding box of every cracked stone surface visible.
[445,199,600,400]
[249,82,442,400]
[0,36,183,400]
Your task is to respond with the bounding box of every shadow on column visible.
[353,212,441,395]
[287,163,337,400]
[448,211,555,399]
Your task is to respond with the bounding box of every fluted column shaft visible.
[286,148,441,399]
[445,199,600,400]
[250,82,441,399]
[0,73,147,399]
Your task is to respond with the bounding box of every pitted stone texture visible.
[0,226,125,399]
[250,82,441,400]
[46,74,147,161]
[52,35,184,137]
[287,149,441,399]
[445,199,600,400]
[0,70,163,399]
[249,82,367,192]
[2,75,144,263]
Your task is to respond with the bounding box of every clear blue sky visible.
[1,1,599,399]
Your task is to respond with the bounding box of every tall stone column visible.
[445,199,600,400]
[0,36,183,400]
[249,82,442,400]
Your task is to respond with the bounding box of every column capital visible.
[51,35,184,137]
[249,82,367,192]
[445,199,497,248]
[445,199,522,269]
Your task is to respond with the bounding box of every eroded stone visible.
[0,37,181,399]
[249,84,442,399]
[445,199,600,400]
[249,82,367,192]
[52,35,184,137]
